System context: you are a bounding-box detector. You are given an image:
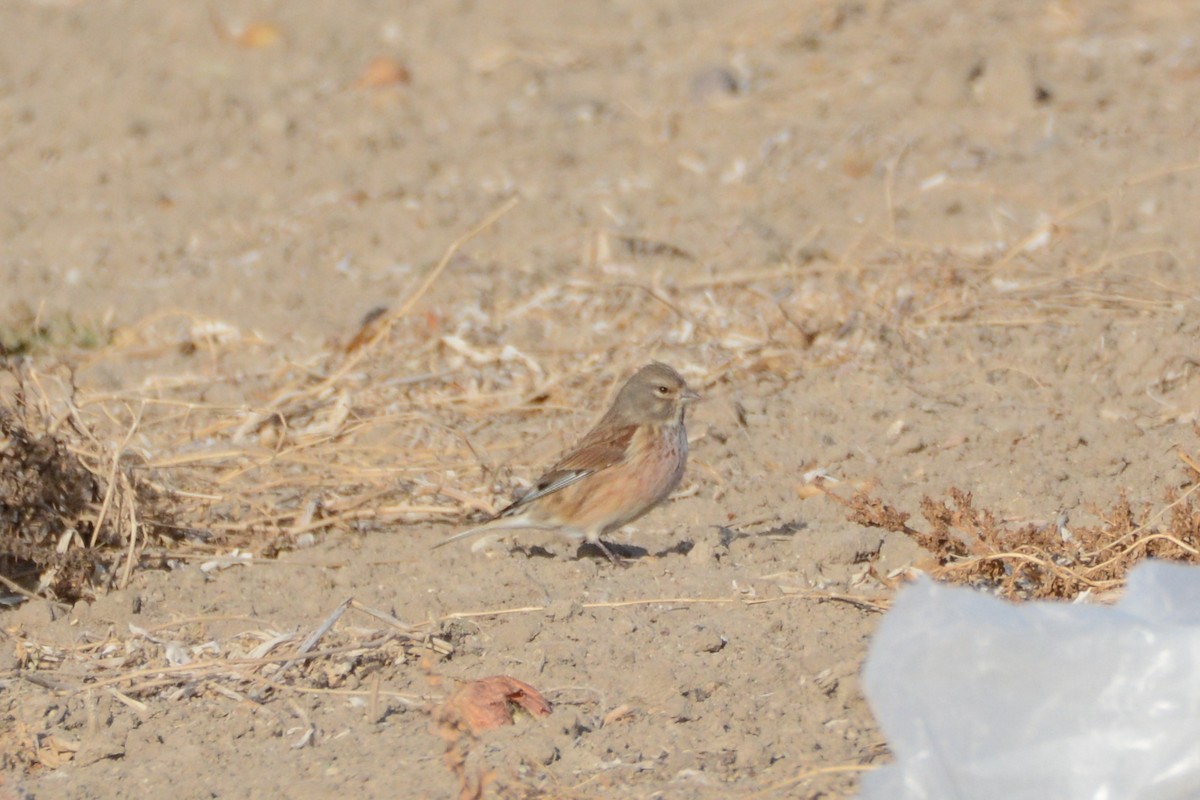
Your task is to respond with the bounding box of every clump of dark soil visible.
[0,409,102,602]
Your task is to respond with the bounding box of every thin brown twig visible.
[88,402,144,548]
[745,762,878,798]
[249,675,424,706]
[430,591,883,624]
[277,598,352,677]
[935,551,1113,590]
[318,195,520,390]
[75,641,403,692]
[1081,532,1200,579]
[118,472,139,589]
[1079,480,1200,559]
[0,573,70,611]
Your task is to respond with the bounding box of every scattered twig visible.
[434,591,887,623]
[89,402,144,548]
[277,598,353,677]
[745,762,878,798]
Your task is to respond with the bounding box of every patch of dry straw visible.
[2,177,1196,599]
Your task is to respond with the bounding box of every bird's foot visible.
[595,539,625,566]
[577,539,641,566]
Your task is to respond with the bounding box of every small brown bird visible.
[434,362,700,561]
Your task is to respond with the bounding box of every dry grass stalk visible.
[430,591,889,624]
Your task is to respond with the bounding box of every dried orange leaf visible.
[209,11,282,49]
[236,22,282,48]
[344,306,390,354]
[35,734,79,768]
[438,675,551,734]
[601,704,635,727]
[355,56,412,87]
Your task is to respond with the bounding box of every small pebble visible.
[690,66,740,103]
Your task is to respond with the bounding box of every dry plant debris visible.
[0,303,111,357]
[1,182,1189,604]
[0,198,863,602]
[354,56,412,88]
[436,675,552,735]
[0,367,176,603]
[1,408,101,602]
[839,446,1200,600]
[3,598,448,771]
[208,10,283,49]
[431,675,551,800]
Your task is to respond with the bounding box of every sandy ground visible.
[3,1,1200,797]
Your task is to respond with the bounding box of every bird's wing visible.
[498,423,637,515]
[433,425,637,550]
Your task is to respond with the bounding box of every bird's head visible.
[608,362,700,425]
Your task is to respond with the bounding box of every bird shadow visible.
[578,541,649,562]
[717,519,807,547]
[516,539,693,564]
[653,539,694,558]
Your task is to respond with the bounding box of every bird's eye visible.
[656,385,670,395]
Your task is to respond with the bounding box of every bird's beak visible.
[683,387,701,404]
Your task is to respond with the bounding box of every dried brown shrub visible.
[0,409,101,601]
[0,366,174,602]
[843,452,1200,600]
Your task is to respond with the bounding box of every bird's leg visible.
[594,539,626,566]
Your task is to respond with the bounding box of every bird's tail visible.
[431,515,553,550]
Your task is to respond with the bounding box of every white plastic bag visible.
[860,560,1200,800]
